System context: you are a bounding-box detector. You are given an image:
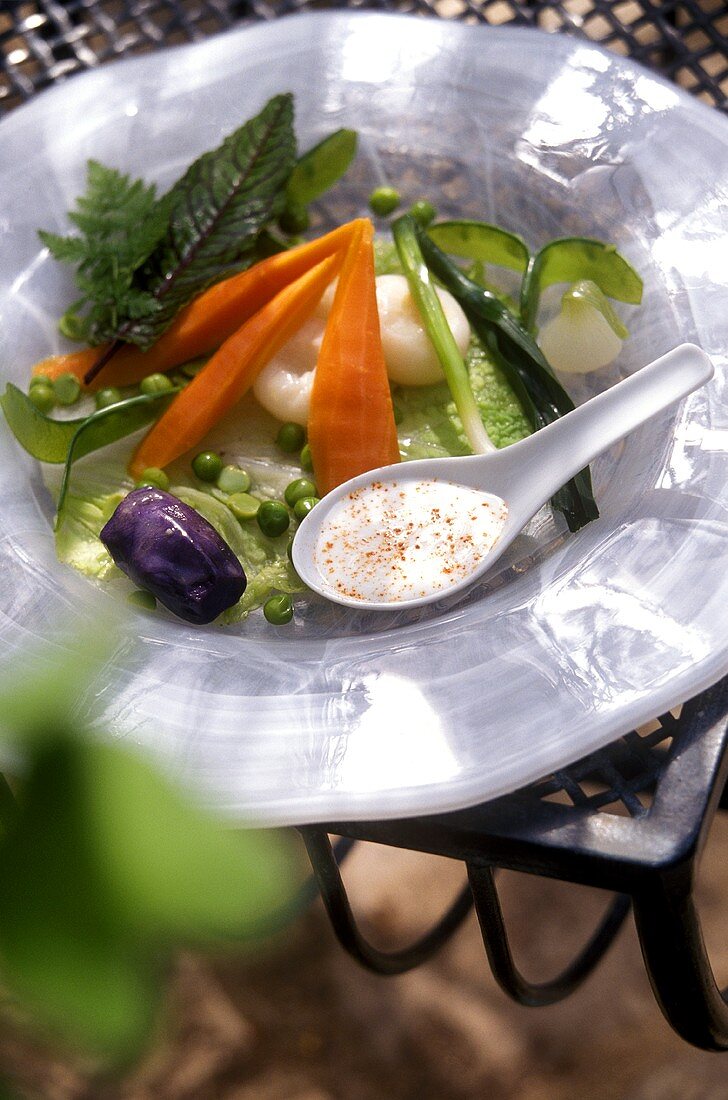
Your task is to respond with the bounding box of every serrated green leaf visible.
[119,94,297,350]
[287,128,358,206]
[37,231,87,264]
[38,160,169,345]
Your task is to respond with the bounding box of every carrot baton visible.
[308,220,400,496]
[128,252,341,478]
[33,219,364,391]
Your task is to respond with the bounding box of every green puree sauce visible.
[396,338,531,461]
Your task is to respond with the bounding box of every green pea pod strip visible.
[521,236,643,332]
[427,220,530,273]
[54,391,176,525]
[1,384,86,463]
[286,129,358,207]
[416,226,598,532]
[1,384,173,470]
[416,229,557,378]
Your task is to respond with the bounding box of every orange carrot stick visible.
[307,220,400,496]
[129,253,341,478]
[34,219,364,391]
[33,347,106,387]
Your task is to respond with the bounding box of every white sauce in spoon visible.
[313,478,508,604]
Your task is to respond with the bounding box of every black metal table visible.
[2,0,727,1053]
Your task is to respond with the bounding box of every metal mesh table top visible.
[1,1,726,114]
[1,0,727,832]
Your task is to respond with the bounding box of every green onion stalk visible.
[415,224,599,533]
[391,215,496,456]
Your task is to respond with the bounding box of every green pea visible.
[58,309,85,342]
[127,589,157,611]
[53,372,81,406]
[300,443,313,472]
[369,186,401,217]
[284,478,317,507]
[257,500,290,538]
[227,492,260,521]
[263,594,294,625]
[293,496,320,522]
[409,199,437,227]
[29,373,52,390]
[216,465,251,494]
[140,372,175,395]
[276,422,306,453]
[28,383,55,413]
[95,387,123,410]
[136,467,169,491]
[192,451,223,482]
[179,359,206,378]
[278,202,310,236]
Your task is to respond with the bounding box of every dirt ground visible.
[2,812,728,1100]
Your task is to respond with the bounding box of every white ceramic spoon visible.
[292,343,713,611]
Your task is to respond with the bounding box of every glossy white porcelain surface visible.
[1,13,727,824]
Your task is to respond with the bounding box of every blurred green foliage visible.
[0,634,299,1066]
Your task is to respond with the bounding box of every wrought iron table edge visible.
[300,673,728,1049]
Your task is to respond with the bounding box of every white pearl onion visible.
[539,300,623,374]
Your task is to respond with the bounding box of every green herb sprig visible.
[39,94,299,385]
[39,161,170,348]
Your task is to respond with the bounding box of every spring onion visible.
[416,226,599,532]
[392,215,496,455]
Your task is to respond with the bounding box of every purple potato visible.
[100,488,246,624]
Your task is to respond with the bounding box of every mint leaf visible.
[120,93,296,350]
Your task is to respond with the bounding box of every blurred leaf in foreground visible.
[0,635,299,1064]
